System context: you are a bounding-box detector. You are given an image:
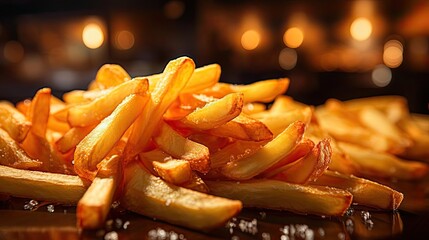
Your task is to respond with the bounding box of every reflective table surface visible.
[1,175,429,240]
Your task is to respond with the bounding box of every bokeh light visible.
[350,17,372,41]
[3,41,24,63]
[241,30,261,51]
[164,0,185,19]
[115,30,135,50]
[82,23,104,49]
[383,40,403,68]
[372,64,392,87]
[283,27,304,48]
[279,48,298,70]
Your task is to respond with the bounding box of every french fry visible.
[260,138,315,177]
[94,64,131,89]
[338,141,429,180]
[77,155,121,229]
[26,88,51,138]
[68,78,148,127]
[313,170,403,210]
[63,88,111,104]
[209,114,273,141]
[242,102,266,115]
[411,113,429,133]
[269,95,309,113]
[0,101,31,142]
[268,138,331,184]
[181,172,209,193]
[221,121,305,180]
[55,125,95,153]
[153,159,192,185]
[125,57,195,161]
[121,161,242,231]
[210,140,265,169]
[254,107,312,136]
[398,116,429,161]
[173,92,243,130]
[153,122,210,173]
[206,179,352,216]
[0,165,87,203]
[0,128,42,169]
[74,93,148,180]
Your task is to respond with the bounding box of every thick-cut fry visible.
[206,179,352,216]
[153,159,192,185]
[269,95,309,113]
[121,162,242,230]
[242,102,266,115]
[74,93,148,180]
[68,78,148,127]
[221,121,305,180]
[77,155,121,229]
[210,140,265,169]
[358,106,411,154]
[0,128,42,169]
[95,64,131,89]
[63,89,111,104]
[153,122,210,174]
[254,107,312,136]
[269,138,331,184]
[209,114,273,141]
[0,101,31,142]
[56,125,95,153]
[27,88,51,138]
[313,170,403,210]
[173,92,243,130]
[0,165,87,203]
[125,57,195,161]
[260,138,315,178]
[338,141,429,180]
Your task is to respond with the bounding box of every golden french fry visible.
[221,121,305,180]
[210,140,265,169]
[181,172,209,193]
[68,78,148,127]
[173,92,243,130]
[269,95,309,113]
[260,138,315,178]
[0,128,42,169]
[338,141,429,180]
[358,106,411,154]
[206,179,352,216]
[147,64,220,93]
[63,89,112,104]
[313,170,403,210]
[269,138,331,184]
[77,155,121,229]
[398,116,429,161]
[209,114,273,141]
[125,57,195,161]
[153,159,192,185]
[74,93,148,180]
[95,64,131,89]
[56,125,95,153]
[342,95,408,123]
[411,113,429,133]
[121,162,242,231]
[0,165,87,203]
[153,122,210,174]
[254,107,312,136]
[242,102,266,115]
[27,88,51,138]
[0,101,31,142]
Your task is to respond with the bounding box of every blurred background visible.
[0,0,428,113]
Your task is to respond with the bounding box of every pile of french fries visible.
[0,56,428,231]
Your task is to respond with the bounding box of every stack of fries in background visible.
[0,56,428,231]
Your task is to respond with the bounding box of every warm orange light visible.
[116,30,135,50]
[241,30,261,50]
[383,40,403,68]
[283,27,304,48]
[82,23,104,49]
[3,41,24,63]
[350,17,372,41]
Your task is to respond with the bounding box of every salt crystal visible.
[47,204,55,213]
